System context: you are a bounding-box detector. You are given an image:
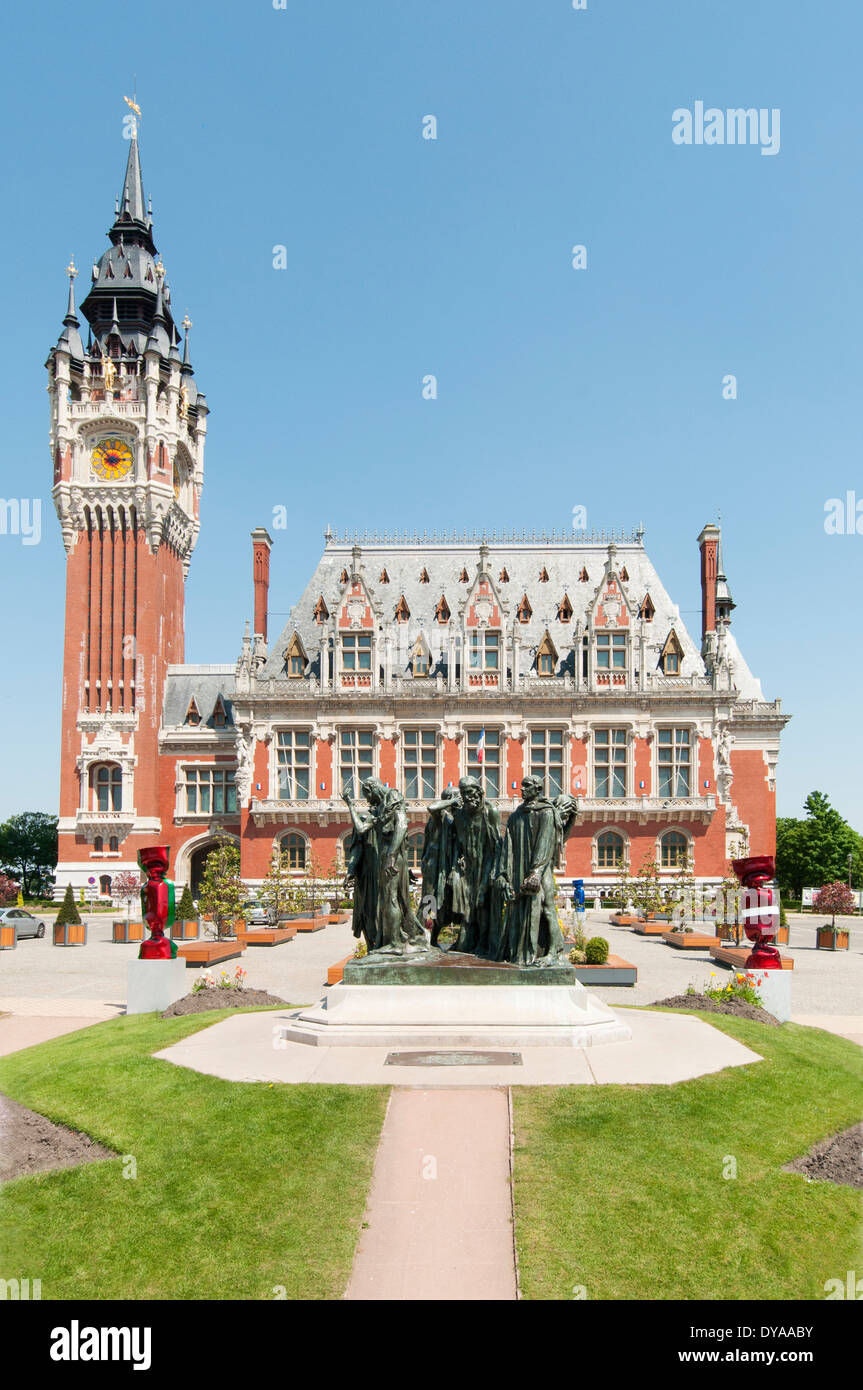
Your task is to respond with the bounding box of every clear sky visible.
[1,0,861,827]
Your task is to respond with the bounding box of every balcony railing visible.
[249,793,716,824]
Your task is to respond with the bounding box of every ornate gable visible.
[589,551,635,630]
[338,576,376,630]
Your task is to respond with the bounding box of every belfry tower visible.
[47,124,207,893]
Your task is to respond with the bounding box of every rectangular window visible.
[468,630,500,671]
[594,728,627,798]
[657,728,691,797]
[342,633,372,671]
[596,632,626,670]
[403,729,437,800]
[467,729,501,799]
[184,767,237,815]
[340,729,375,797]
[530,728,564,798]
[276,730,311,800]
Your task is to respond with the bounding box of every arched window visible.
[281,832,307,871]
[93,836,104,853]
[109,836,119,853]
[660,831,689,869]
[99,874,112,896]
[596,831,625,870]
[93,763,122,812]
[406,831,424,873]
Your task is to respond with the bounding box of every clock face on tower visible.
[90,437,133,482]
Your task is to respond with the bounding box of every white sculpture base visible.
[281,983,632,1049]
[127,958,188,1015]
[747,968,792,1023]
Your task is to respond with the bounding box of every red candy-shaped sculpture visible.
[733,854,781,970]
[137,846,178,959]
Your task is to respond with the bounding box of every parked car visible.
[0,907,47,939]
[242,900,275,927]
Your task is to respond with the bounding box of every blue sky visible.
[1,0,861,827]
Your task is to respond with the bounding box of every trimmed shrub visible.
[585,936,609,965]
[177,885,196,921]
[54,883,82,927]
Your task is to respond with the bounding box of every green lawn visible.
[0,1010,387,1300]
[513,1011,863,1300]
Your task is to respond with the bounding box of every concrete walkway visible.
[153,1005,764,1086]
[0,996,123,1057]
[346,1088,517,1300]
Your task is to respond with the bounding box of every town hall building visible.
[48,134,789,900]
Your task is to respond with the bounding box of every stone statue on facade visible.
[343,778,429,956]
[495,779,578,966]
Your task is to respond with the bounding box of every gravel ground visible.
[0,911,860,1017]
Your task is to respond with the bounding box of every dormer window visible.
[394,594,410,623]
[339,568,349,584]
[536,630,557,677]
[379,569,390,584]
[557,593,573,622]
[499,568,510,583]
[212,695,229,728]
[639,594,655,622]
[314,595,329,624]
[184,698,201,727]
[412,637,431,677]
[539,567,549,583]
[659,629,684,676]
[419,568,430,584]
[284,632,307,678]
[435,595,451,624]
[596,632,626,671]
[579,567,589,583]
[342,633,372,671]
[459,567,469,583]
[517,594,532,623]
[620,566,629,582]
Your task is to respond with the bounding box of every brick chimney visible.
[251,528,273,641]
[697,523,720,641]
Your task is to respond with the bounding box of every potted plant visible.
[813,881,855,951]
[198,837,244,940]
[258,849,301,927]
[171,884,200,940]
[53,883,87,946]
[111,870,144,942]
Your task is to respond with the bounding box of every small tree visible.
[259,850,301,923]
[176,884,197,922]
[0,873,18,906]
[198,838,244,939]
[813,881,856,931]
[55,883,82,927]
[298,848,331,916]
[632,856,664,918]
[112,870,142,922]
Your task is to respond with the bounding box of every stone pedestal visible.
[747,968,792,1023]
[127,958,188,1015]
[281,982,632,1049]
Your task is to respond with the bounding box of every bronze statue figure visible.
[448,776,504,959]
[343,777,429,956]
[420,785,460,946]
[495,779,578,966]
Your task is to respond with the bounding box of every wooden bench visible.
[327,954,355,985]
[237,927,297,948]
[178,941,246,968]
[662,930,721,950]
[632,920,670,936]
[709,943,794,971]
[288,918,328,933]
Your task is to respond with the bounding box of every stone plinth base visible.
[281,983,632,1049]
[343,950,578,987]
[127,958,188,1015]
[746,968,792,1023]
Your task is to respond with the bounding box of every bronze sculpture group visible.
[343,776,579,968]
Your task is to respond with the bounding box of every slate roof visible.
[262,530,726,685]
[162,667,236,729]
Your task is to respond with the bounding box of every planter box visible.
[327,954,355,985]
[53,921,87,947]
[573,954,637,986]
[610,914,640,927]
[328,911,351,924]
[112,919,144,943]
[290,917,327,933]
[0,923,16,950]
[662,930,720,950]
[709,943,794,971]
[170,919,200,940]
[177,941,246,968]
[816,927,850,951]
[777,923,789,945]
[633,920,669,936]
[237,926,297,947]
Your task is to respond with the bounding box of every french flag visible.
[476,728,485,765]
